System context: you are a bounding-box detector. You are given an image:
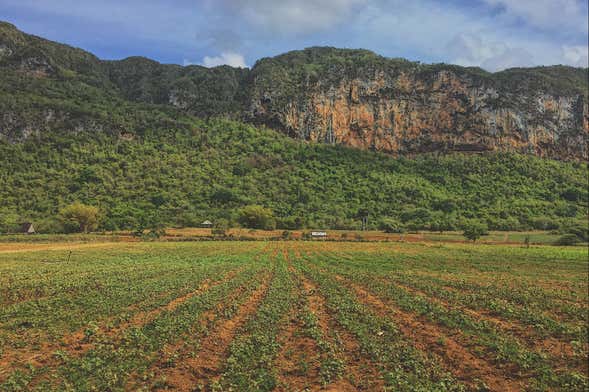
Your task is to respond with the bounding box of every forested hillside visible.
[1,117,586,233]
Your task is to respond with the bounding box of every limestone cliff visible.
[246,48,588,160]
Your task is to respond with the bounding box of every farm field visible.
[0,241,587,391]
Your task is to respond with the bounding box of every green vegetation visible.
[556,234,581,246]
[0,21,587,235]
[252,46,588,99]
[462,220,489,242]
[378,217,405,233]
[59,202,99,233]
[237,205,276,230]
[0,118,586,233]
[306,242,588,391]
[0,241,586,391]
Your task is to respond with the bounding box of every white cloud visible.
[482,0,588,34]
[349,1,587,71]
[562,45,589,67]
[448,33,535,71]
[215,0,367,34]
[4,0,587,70]
[200,51,247,68]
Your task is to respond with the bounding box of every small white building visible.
[311,231,327,238]
[201,220,213,228]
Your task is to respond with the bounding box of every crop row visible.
[295,259,464,391]
[1,259,264,391]
[308,252,588,391]
[325,251,587,336]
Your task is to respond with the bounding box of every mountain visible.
[1,21,587,160]
[0,21,587,233]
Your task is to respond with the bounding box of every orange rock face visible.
[249,69,589,160]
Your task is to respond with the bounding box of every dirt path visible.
[0,241,130,254]
[335,275,523,392]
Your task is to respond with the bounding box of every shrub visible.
[146,228,166,239]
[35,218,65,234]
[490,217,521,231]
[560,222,589,242]
[378,218,405,233]
[555,234,580,246]
[0,211,21,234]
[214,218,231,230]
[400,207,431,223]
[212,228,226,236]
[276,216,304,230]
[429,217,456,233]
[237,205,276,230]
[529,217,559,230]
[462,220,489,242]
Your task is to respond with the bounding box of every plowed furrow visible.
[336,275,523,392]
[386,278,583,369]
[300,274,381,391]
[275,308,321,391]
[274,250,325,390]
[0,269,239,384]
[153,273,271,391]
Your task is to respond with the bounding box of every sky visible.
[1,0,587,71]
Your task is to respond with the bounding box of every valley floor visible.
[0,241,587,391]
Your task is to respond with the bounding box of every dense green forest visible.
[1,117,587,233]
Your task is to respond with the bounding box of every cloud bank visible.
[201,52,247,68]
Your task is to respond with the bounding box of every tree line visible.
[0,118,587,243]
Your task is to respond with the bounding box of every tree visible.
[561,221,589,242]
[237,205,275,230]
[462,220,488,242]
[555,234,580,246]
[378,218,404,233]
[60,202,99,233]
[276,216,304,230]
[0,211,20,234]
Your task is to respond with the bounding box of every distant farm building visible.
[201,220,213,228]
[20,222,35,234]
[311,231,327,238]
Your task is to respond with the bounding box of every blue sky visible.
[1,0,587,71]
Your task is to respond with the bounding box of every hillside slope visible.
[1,117,587,232]
[1,21,587,160]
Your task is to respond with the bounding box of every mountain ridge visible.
[1,21,588,160]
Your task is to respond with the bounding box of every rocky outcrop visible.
[1,22,587,160]
[246,56,588,160]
